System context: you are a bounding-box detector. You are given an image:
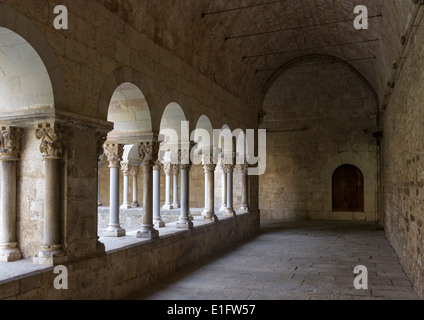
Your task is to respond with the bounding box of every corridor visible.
[127,220,419,300]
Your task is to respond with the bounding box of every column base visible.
[154,218,166,228]
[33,245,66,265]
[176,219,194,229]
[121,203,132,209]
[239,206,249,213]
[219,205,227,212]
[172,203,180,209]
[162,204,173,210]
[98,202,103,207]
[204,213,218,222]
[131,202,140,208]
[103,225,126,237]
[0,242,22,262]
[224,208,236,216]
[136,225,159,239]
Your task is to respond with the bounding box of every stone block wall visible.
[259,61,378,222]
[381,20,424,299]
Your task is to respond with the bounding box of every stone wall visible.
[259,61,378,221]
[0,211,260,300]
[381,20,424,299]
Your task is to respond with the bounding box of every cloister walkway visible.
[126,220,419,300]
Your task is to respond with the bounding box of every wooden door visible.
[332,164,364,212]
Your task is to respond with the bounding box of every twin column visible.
[33,124,66,264]
[0,126,23,262]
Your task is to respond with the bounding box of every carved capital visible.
[0,126,23,160]
[163,162,173,175]
[128,165,140,176]
[202,154,216,172]
[223,164,234,174]
[171,164,180,176]
[138,141,159,166]
[236,161,249,174]
[103,143,124,167]
[35,124,64,159]
[95,131,107,159]
[121,162,129,175]
[179,163,192,171]
[153,159,162,170]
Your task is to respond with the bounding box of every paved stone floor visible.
[126,220,420,300]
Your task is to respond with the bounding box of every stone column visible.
[217,161,227,212]
[153,159,165,228]
[136,141,159,239]
[97,147,107,208]
[202,154,218,222]
[33,124,66,264]
[177,163,194,229]
[129,165,140,207]
[0,126,23,262]
[239,162,249,212]
[103,143,126,237]
[162,162,173,210]
[202,163,208,216]
[120,163,131,209]
[97,169,102,206]
[172,164,180,208]
[223,163,236,216]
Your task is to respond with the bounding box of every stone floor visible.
[126,220,420,300]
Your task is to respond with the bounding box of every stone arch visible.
[106,82,153,143]
[191,105,218,130]
[260,54,380,119]
[0,4,67,113]
[98,66,154,123]
[154,90,192,134]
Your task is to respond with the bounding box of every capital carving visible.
[103,143,124,167]
[95,131,107,159]
[138,141,159,166]
[121,163,129,175]
[202,154,216,171]
[163,162,172,175]
[223,164,234,174]
[236,161,249,174]
[179,163,192,171]
[128,165,140,176]
[0,126,23,160]
[171,164,180,176]
[35,124,64,159]
[153,159,162,170]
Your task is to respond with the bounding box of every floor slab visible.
[126,220,419,300]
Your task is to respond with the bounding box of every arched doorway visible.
[332,164,364,212]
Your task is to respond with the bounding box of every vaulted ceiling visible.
[98,0,422,111]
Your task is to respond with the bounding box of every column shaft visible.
[225,168,236,216]
[220,172,227,212]
[172,169,180,208]
[132,174,139,207]
[153,165,165,227]
[240,168,249,212]
[136,164,159,238]
[163,169,173,210]
[104,165,126,237]
[0,161,21,262]
[177,166,193,229]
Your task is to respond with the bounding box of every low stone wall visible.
[97,207,204,230]
[0,211,260,300]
